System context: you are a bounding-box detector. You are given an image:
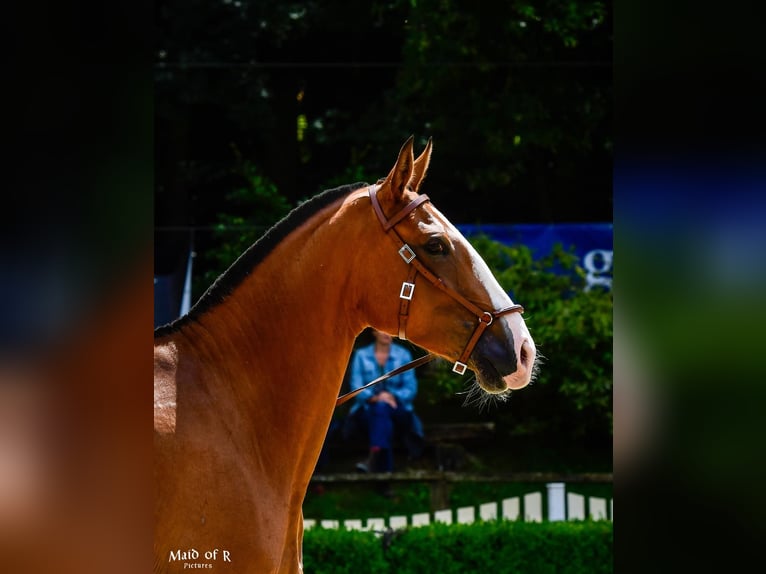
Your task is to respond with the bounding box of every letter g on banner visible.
[583,249,613,291]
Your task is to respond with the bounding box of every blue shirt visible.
[348,342,420,413]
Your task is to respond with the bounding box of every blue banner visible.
[456,223,613,292]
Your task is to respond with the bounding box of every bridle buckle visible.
[452,361,468,375]
[398,244,416,263]
[400,282,415,300]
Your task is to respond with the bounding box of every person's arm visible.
[349,349,377,406]
[387,347,417,406]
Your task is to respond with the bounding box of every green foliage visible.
[303,520,613,574]
[356,0,612,221]
[386,520,612,574]
[304,483,431,522]
[416,357,475,406]
[194,161,292,298]
[418,235,613,439]
[303,526,388,574]
[318,163,377,195]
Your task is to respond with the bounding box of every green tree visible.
[194,159,292,299]
[418,235,613,440]
[327,0,611,222]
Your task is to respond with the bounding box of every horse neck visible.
[172,197,369,476]
[215,200,366,374]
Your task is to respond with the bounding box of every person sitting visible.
[343,329,425,475]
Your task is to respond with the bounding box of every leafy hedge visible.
[303,520,612,574]
[302,526,388,573]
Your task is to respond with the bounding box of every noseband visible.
[336,186,525,407]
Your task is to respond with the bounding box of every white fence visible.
[304,482,612,531]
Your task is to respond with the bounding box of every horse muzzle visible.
[471,323,536,393]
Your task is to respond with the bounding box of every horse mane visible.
[155,182,368,337]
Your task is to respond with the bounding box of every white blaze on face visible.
[423,208,537,390]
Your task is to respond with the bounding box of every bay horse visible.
[154,137,537,573]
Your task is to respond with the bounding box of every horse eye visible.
[425,238,447,255]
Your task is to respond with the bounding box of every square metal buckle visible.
[400,282,415,300]
[452,361,468,375]
[398,244,416,263]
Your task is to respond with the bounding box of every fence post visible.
[429,476,450,512]
[546,482,566,521]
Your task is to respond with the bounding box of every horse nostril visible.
[519,339,534,369]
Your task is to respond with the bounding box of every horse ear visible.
[409,137,433,193]
[381,135,415,202]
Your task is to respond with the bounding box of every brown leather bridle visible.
[335,185,525,407]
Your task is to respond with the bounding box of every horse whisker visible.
[456,376,512,412]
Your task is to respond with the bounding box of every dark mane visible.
[155,182,368,337]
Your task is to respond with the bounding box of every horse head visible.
[357,136,537,396]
